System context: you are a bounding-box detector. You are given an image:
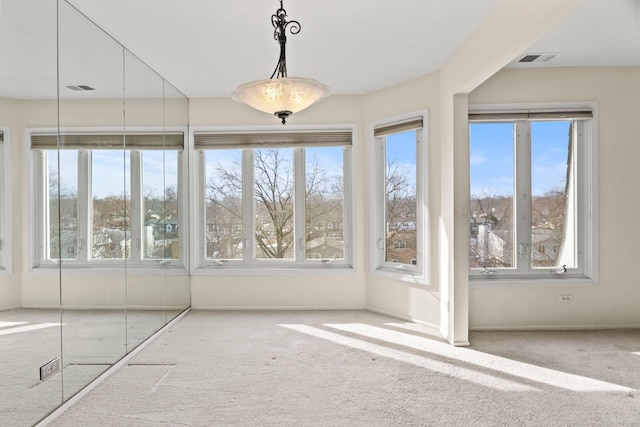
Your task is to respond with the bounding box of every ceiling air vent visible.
[517,53,557,64]
[66,85,95,91]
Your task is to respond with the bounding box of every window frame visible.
[0,127,11,274]
[29,127,188,270]
[371,111,429,283]
[192,125,355,271]
[468,103,598,284]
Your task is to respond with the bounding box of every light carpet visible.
[47,310,640,426]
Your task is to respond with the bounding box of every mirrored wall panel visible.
[0,0,190,424]
[58,0,128,400]
[0,1,62,426]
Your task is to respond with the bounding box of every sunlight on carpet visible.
[0,323,61,336]
[0,321,28,328]
[280,324,536,392]
[325,322,635,393]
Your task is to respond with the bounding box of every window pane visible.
[469,123,515,268]
[142,151,179,260]
[205,150,243,260]
[48,150,78,260]
[384,130,417,266]
[255,148,294,260]
[531,121,576,269]
[305,147,344,260]
[91,150,130,259]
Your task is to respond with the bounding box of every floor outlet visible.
[40,357,60,381]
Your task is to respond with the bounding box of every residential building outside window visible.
[31,131,185,268]
[195,129,353,269]
[372,113,427,279]
[469,107,597,280]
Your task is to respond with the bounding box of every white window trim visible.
[468,102,599,286]
[28,126,189,271]
[0,127,11,275]
[370,110,429,285]
[190,124,357,273]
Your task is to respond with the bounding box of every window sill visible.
[191,264,355,275]
[30,264,188,275]
[469,274,597,287]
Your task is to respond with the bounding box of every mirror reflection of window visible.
[48,150,79,260]
[91,150,131,260]
[142,150,179,260]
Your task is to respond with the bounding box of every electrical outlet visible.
[559,294,573,303]
[39,357,60,381]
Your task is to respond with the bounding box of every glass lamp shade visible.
[231,77,330,118]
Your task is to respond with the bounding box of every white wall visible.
[0,99,24,309]
[468,67,640,329]
[362,73,442,327]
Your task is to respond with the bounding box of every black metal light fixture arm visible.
[270,0,301,80]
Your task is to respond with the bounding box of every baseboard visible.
[0,305,21,311]
[191,305,366,311]
[22,305,188,311]
[20,305,60,310]
[470,324,640,331]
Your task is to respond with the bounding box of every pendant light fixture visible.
[231,0,330,124]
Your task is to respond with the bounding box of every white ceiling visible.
[1,0,640,99]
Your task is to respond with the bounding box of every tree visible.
[253,149,294,258]
[385,159,416,264]
[205,148,345,260]
[532,188,566,232]
[92,193,130,259]
[470,190,513,231]
[48,167,79,259]
[531,187,567,267]
[469,191,514,268]
[469,187,568,268]
[143,185,180,259]
[206,157,243,259]
[304,155,343,238]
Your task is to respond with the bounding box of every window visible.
[31,131,185,267]
[469,108,596,280]
[372,113,427,277]
[0,129,8,272]
[195,129,352,268]
[393,241,407,250]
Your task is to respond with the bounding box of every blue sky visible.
[91,151,130,199]
[205,147,344,191]
[53,150,78,196]
[386,130,417,188]
[470,121,570,197]
[53,123,568,201]
[54,150,179,199]
[142,151,178,198]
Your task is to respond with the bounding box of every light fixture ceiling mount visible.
[231,0,330,124]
